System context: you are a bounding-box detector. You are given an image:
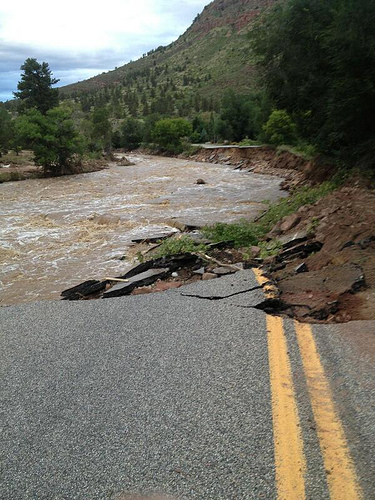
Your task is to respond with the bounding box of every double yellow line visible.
[254,269,362,499]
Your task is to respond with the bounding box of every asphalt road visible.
[1,271,374,499]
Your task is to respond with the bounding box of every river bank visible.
[0,154,285,306]
[75,147,373,325]
[0,150,112,183]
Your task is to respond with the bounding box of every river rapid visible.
[0,154,286,306]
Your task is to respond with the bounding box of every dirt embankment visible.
[260,187,375,323]
[190,146,331,189]
[191,147,375,323]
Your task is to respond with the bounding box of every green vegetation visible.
[152,118,193,153]
[251,0,375,170]
[0,106,13,156]
[203,181,340,247]
[262,110,298,146]
[146,236,207,259]
[58,0,267,113]
[13,58,59,114]
[15,108,84,175]
[0,171,21,183]
[238,138,263,147]
[116,117,144,150]
[4,0,375,179]
[90,108,112,153]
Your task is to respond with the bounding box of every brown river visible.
[0,154,286,306]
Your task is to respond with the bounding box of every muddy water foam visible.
[0,154,285,305]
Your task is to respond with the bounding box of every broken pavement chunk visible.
[61,280,108,301]
[212,267,237,276]
[103,268,169,298]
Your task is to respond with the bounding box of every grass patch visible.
[276,143,317,161]
[146,235,208,260]
[1,150,34,166]
[238,138,263,147]
[202,180,340,247]
[0,171,22,182]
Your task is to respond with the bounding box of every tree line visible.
[1,0,374,175]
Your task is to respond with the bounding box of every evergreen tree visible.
[251,0,375,166]
[0,107,13,156]
[14,58,59,114]
[91,108,112,153]
[120,117,144,150]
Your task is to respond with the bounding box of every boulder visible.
[193,267,206,276]
[202,273,217,281]
[196,178,206,185]
[279,240,323,260]
[266,221,283,239]
[117,157,133,166]
[212,267,237,276]
[278,231,309,249]
[250,246,261,258]
[295,263,308,274]
[280,214,301,233]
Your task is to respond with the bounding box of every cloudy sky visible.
[0,0,210,102]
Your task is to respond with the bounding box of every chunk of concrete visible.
[103,268,169,298]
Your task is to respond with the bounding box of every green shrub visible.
[238,137,263,146]
[149,236,207,259]
[15,107,84,175]
[263,110,298,146]
[152,118,193,154]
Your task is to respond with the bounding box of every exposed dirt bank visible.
[186,146,375,323]
[190,146,332,189]
[261,187,375,323]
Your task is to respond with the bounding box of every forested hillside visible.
[2,0,375,175]
[59,0,275,117]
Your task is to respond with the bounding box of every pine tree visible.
[14,58,59,114]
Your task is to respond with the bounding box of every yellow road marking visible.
[253,268,278,299]
[294,322,363,500]
[254,268,306,498]
[267,315,307,499]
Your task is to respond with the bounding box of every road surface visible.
[1,270,374,499]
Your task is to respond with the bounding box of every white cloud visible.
[0,0,209,100]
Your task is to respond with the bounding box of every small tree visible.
[120,117,144,150]
[14,58,59,114]
[0,107,13,157]
[262,110,298,146]
[15,107,84,175]
[91,108,112,153]
[152,118,193,153]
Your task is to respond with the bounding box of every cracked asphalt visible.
[1,270,374,499]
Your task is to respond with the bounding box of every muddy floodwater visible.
[0,154,286,305]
